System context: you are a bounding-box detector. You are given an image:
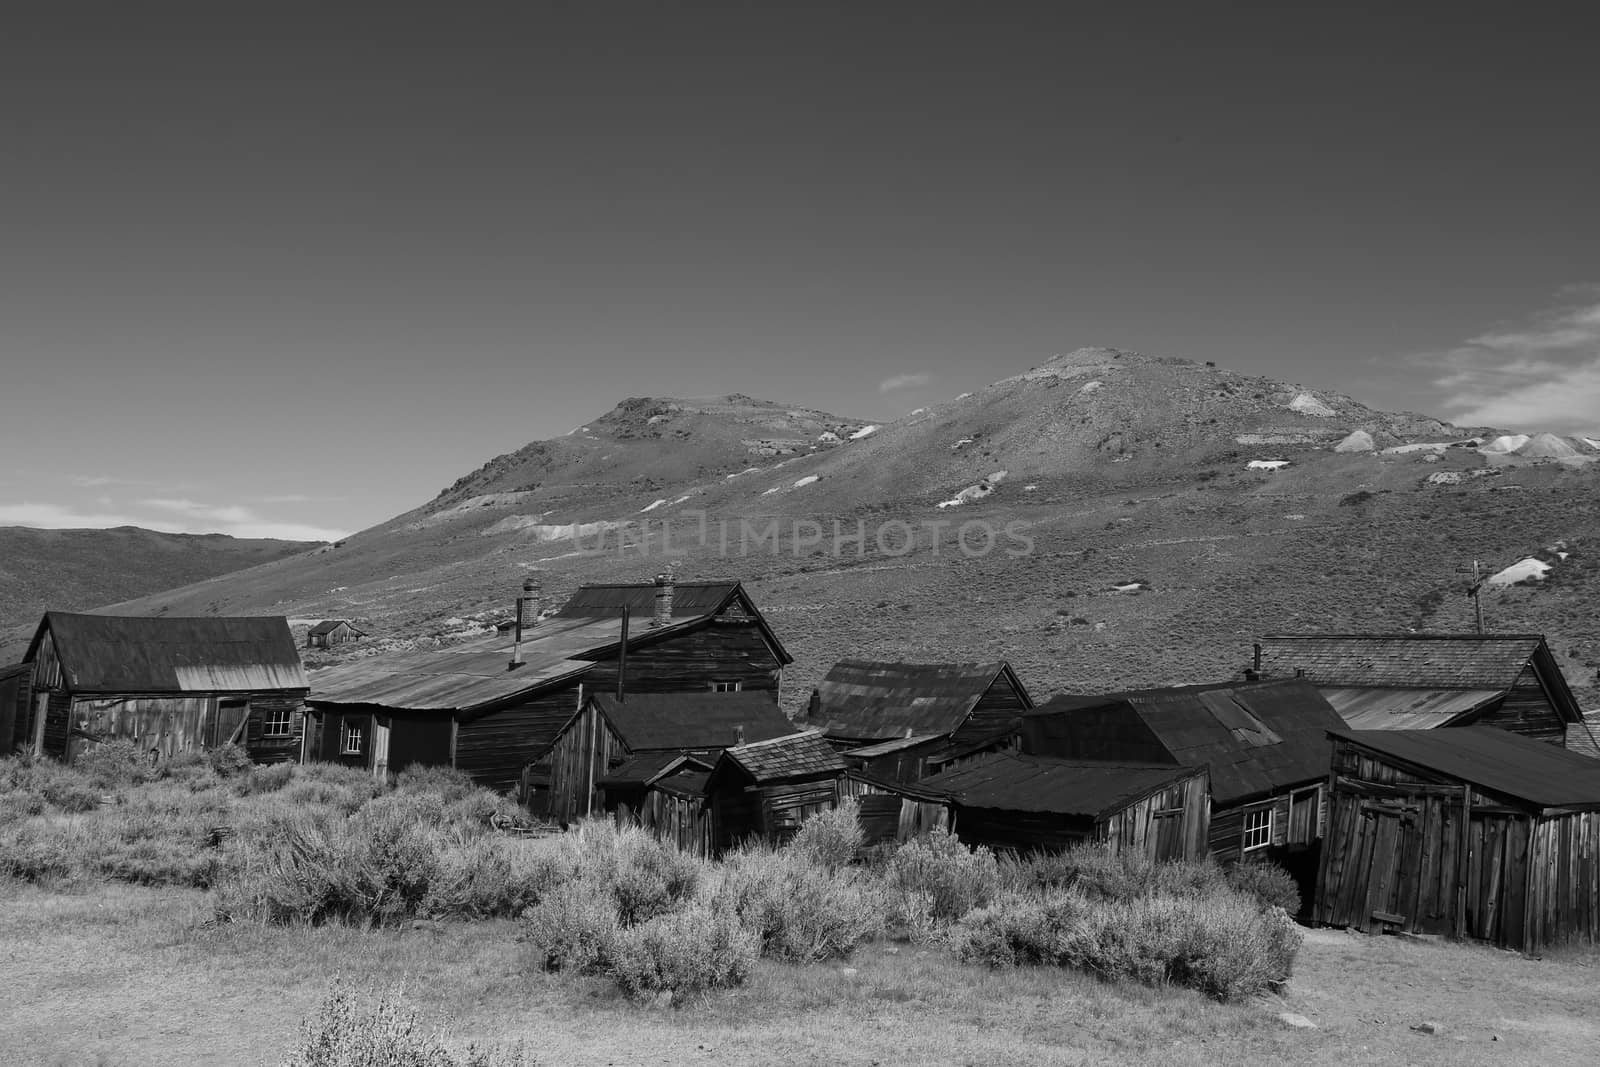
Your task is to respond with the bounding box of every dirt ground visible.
[3,882,1597,1067]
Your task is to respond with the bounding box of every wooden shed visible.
[4,612,308,764]
[1255,633,1583,743]
[1317,727,1600,952]
[1021,678,1345,871]
[915,752,1210,860]
[600,754,715,856]
[840,772,953,847]
[706,730,846,851]
[544,690,795,823]
[306,620,366,649]
[802,659,1034,781]
[304,576,791,798]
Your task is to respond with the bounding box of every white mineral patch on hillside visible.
[952,438,973,450]
[985,470,1008,484]
[1584,437,1600,451]
[482,517,619,540]
[1516,433,1580,459]
[816,431,841,443]
[1288,392,1337,417]
[1247,460,1290,471]
[761,486,781,496]
[672,494,692,505]
[638,499,668,513]
[1480,434,1531,455]
[1334,429,1375,453]
[1484,557,1552,587]
[1077,381,1103,395]
[646,414,668,424]
[1382,442,1450,455]
[937,482,995,508]
[792,475,819,488]
[849,425,879,440]
[955,392,972,401]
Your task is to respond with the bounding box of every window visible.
[1242,806,1273,852]
[262,708,293,737]
[341,721,365,755]
[709,680,741,693]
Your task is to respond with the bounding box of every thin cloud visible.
[1426,288,1600,434]
[879,372,932,393]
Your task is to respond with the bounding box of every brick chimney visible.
[509,575,542,670]
[652,572,674,628]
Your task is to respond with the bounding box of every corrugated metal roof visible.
[843,734,944,759]
[721,730,845,782]
[1334,727,1600,810]
[1321,687,1503,729]
[30,612,306,693]
[805,659,1030,741]
[593,692,795,750]
[1026,678,1345,807]
[1257,634,1544,689]
[918,753,1203,818]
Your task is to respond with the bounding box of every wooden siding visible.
[458,687,585,797]
[841,778,950,846]
[584,622,783,698]
[546,701,627,823]
[709,770,843,852]
[386,715,454,773]
[1315,737,1600,952]
[1,667,33,754]
[38,690,306,764]
[613,791,713,857]
[952,774,1209,861]
[1470,663,1568,742]
[965,674,1033,736]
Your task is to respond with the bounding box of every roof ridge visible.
[730,727,819,751]
[1260,633,1545,641]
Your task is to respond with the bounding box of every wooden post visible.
[616,607,630,702]
[1522,815,1538,953]
[1454,782,1472,940]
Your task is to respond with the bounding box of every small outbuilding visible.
[916,752,1210,859]
[306,620,367,649]
[1317,727,1600,952]
[706,730,847,851]
[600,753,716,856]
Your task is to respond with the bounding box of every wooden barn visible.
[303,575,791,797]
[1316,727,1600,952]
[706,730,847,851]
[802,659,1035,781]
[915,752,1210,860]
[544,690,795,824]
[2,612,308,764]
[306,620,366,649]
[1255,633,1583,743]
[1020,678,1346,879]
[600,754,716,856]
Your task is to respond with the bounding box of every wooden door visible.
[372,717,391,781]
[1153,808,1186,861]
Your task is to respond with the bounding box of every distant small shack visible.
[1255,633,1583,743]
[916,752,1210,859]
[803,659,1034,781]
[707,730,847,851]
[2,612,308,764]
[1317,727,1600,952]
[544,691,795,824]
[306,620,366,650]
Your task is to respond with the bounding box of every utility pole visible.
[1456,560,1485,634]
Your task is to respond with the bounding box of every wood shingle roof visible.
[27,612,307,693]
[720,730,844,782]
[805,658,1031,741]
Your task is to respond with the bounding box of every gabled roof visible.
[717,730,845,783]
[805,658,1032,741]
[1319,687,1504,730]
[308,578,792,711]
[309,619,365,636]
[918,752,1204,818]
[1026,678,1345,807]
[26,612,307,693]
[591,692,795,751]
[1257,633,1582,726]
[597,751,714,789]
[557,579,792,665]
[1332,727,1600,811]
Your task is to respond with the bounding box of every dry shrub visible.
[1008,842,1227,901]
[717,846,882,962]
[884,827,1000,924]
[521,881,621,975]
[235,761,296,796]
[1225,858,1301,914]
[789,797,862,870]
[281,979,533,1067]
[395,764,481,803]
[424,836,571,920]
[608,902,759,999]
[559,821,703,926]
[74,738,156,789]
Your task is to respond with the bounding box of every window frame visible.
[340,721,365,756]
[261,707,294,738]
[709,679,742,693]
[1241,805,1273,852]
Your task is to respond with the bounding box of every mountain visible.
[0,526,317,653]
[24,348,1599,710]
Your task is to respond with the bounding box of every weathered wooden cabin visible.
[840,773,953,847]
[1255,633,1582,743]
[600,754,716,855]
[306,620,366,649]
[1,662,36,756]
[545,690,795,823]
[915,752,1210,859]
[802,659,1034,781]
[706,730,847,850]
[1021,678,1345,878]
[3,612,308,764]
[1317,727,1600,952]
[303,576,791,796]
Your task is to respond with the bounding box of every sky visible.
[1,3,1596,542]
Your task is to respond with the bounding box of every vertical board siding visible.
[585,623,784,698]
[457,688,584,796]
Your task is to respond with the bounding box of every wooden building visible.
[915,752,1210,859]
[1021,679,1346,880]
[601,754,716,856]
[1317,727,1600,952]
[802,659,1034,781]
[2,612,308,764]
[841,773,953,848]
[1,662,36,756]
[303,576,792,797]
[544,690,795,824]
[706,730,847,851]
[306,620,366,649]
[1255,633,1582,743]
